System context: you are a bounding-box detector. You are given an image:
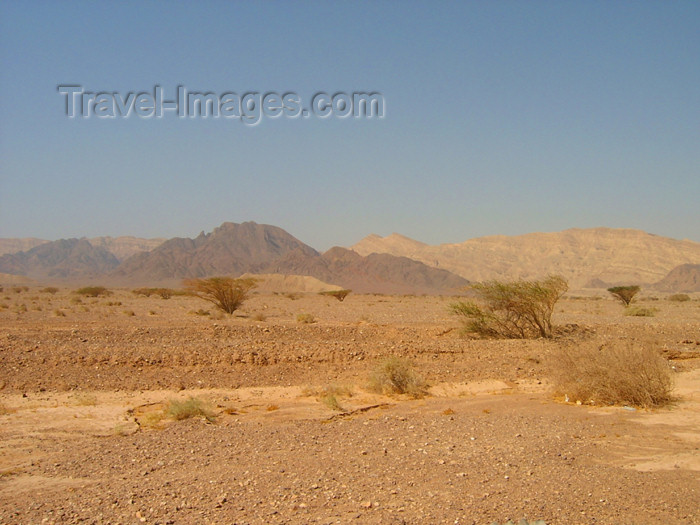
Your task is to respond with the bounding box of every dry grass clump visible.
[624,306,657,317]
[368,357,428,398]
[74,286,111,297]
[297,313,316,324]
[303,384,353,411]
[166,397,215,422]
[550,341,674,408]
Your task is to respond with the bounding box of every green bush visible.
[607,285,640,306]
[450,275,568,339]
[74,286,111,297]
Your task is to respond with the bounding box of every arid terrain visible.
[1,286,699,524]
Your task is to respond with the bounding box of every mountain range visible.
[0,222,468,294]
[352,228,700,290]
[1,223,699,293]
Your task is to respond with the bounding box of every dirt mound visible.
[240,273,343,293]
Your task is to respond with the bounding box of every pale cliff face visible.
[352,228,700,289]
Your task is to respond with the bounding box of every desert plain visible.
[1,286,699,525]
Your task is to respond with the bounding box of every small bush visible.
[297,313,316,324]
[550,341,673,408]
[41,287,59,295]
[133,287,173,299]
[53,309,66,317]
[668,294,691,302]
[123,309,136,317]
[625,306,657,317]
[368,357,428,398]
[166,397,215,422]
[320,289,352,302]
[75,286,111,297]
[321,394,344,411]
[13,304,27,314]
[607,285,640,306]
[184,277,256,315]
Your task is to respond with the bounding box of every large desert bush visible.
[450,275,567,339]
[184,277,256,314]
[550,341,673,408]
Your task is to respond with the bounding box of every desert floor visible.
[1,288,699,524]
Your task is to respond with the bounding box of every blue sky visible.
[1,1,698,250]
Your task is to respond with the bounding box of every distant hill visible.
[0,238,49,256]
[111,222,319,284]
[352,228,700,289]
[266,246,469,295]
[653,264,700,293]
[0,236,164,261]
[0,239,120,281]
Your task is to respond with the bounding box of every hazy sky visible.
[1,1,698,250]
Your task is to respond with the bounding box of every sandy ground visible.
[1,288,699,524]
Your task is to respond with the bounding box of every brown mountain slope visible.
[0,239,120,281]
[351,227,700,289]
[266,246,468,295]
[653,264,700,293]
[111,222,319,284]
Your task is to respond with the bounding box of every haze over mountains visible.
[1,223,699,293]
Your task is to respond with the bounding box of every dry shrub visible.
[625,306,657,317]
[166,397,215,422]
[184,277,256,314]
[296,313,316,324]
[668,294,690,302]
[550,341,674,408]
[369,357,428,398]
[320,289,352,302]
[303,384,353,411]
